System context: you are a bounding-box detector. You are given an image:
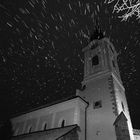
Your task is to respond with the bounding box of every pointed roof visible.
[113,112,128,125]
[10,96,88,119]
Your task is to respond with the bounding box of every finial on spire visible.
[90,19,104,41]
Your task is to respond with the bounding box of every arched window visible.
[43,123,47,130]
[28,126,32,133]
[15,128,19,136]
[92,55,99,66]
[61,120,65,128]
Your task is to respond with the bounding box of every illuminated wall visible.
[133,129,140,140]
[11,97,87,140]
[77,38,134,140]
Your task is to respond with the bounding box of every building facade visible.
[11,97,87,140]
[10,37,139,140]
[76,37,134,140]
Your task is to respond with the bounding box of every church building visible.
[10,34,140,140]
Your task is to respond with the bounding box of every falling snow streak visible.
[0,0,139,127]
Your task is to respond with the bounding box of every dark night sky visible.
[0,0,139,128]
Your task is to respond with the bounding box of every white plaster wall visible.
[79,73,117,140]
[113,74,134,140]
[134,135,140,140]
[11,97,87,138]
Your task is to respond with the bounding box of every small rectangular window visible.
[94,100,102,109]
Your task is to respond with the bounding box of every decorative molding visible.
[108,76,118,116]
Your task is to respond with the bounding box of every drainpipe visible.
[85,102,89,140]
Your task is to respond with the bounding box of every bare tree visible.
[104,0,140,21]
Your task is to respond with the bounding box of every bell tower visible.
[83,35,121,84]
[77,29,134,140]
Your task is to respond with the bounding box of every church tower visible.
[77,30,134,140]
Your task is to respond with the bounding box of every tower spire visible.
[90,19,104,41]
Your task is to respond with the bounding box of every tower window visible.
[92,55,99,66]
[94,100,102,109]
[91,44,97,50]
[81,85,86,91]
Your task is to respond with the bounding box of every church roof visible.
[113,112,127,125]
[11,96,88,119]
[11,124,78,140]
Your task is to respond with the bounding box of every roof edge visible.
[10,95,88,119]
[11,124,79,138]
